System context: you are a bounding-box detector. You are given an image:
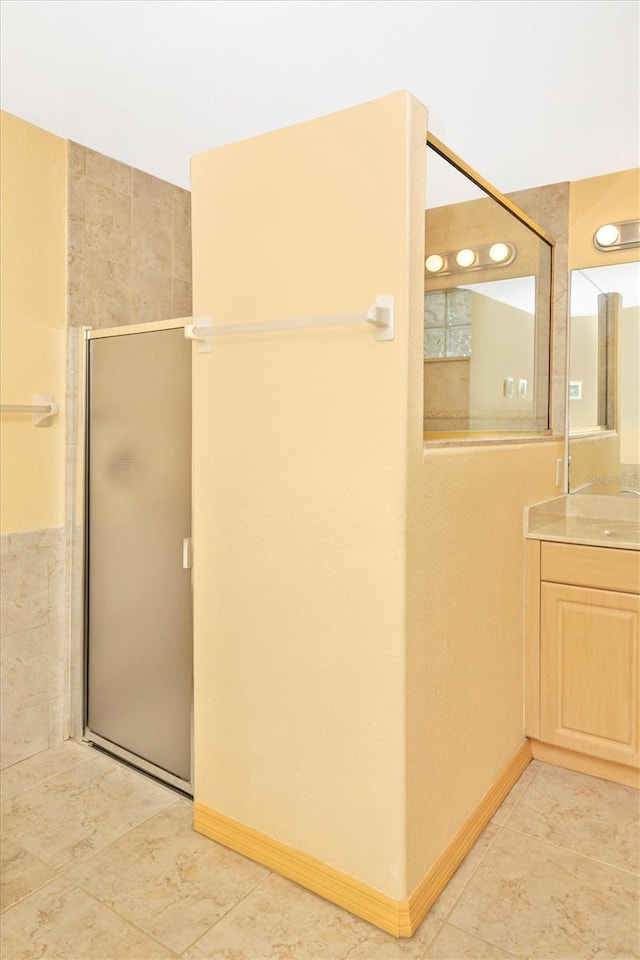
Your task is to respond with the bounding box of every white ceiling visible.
[1,0,638,193]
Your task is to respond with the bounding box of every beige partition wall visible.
[191,92,425,924]
[190,92,564,934]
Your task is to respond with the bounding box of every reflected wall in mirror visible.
[568,260,640,494]
[424,140,553,437]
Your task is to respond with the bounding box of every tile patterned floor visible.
[1,742,638,959]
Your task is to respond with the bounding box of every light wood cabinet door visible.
[540,583,639,767]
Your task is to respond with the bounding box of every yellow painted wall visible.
[569,433,621,493]
[0,112,67,533]
[568,168,640,270]
[405,439,563,888]
[191,92,425,898]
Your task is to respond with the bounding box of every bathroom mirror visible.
[568,260,640,494]
[424,139,553,437]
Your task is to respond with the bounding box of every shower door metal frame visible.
[83,319,194,795]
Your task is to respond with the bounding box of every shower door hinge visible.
[182,538,193,569]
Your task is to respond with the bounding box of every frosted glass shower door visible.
[86,326,193,788]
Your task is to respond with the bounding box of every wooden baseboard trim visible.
[530,740,640,789]
[194,741,532,938]
[194,803,412,936]
[407,740,532,931]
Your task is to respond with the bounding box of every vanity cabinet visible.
[526,539,640,780]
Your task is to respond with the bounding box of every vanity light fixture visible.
[425,241,516,277]
[425,254,446,273]
[593,219,640,252]
[456,248,477,268]
[488,242,511,263]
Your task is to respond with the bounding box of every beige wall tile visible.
[173,231,192,284]
[68,259,86,328]
[171,278,192,319]
[0,651,49,719]
[132,197,172,276]
[0,548,49,636]
[68,141,86,180]
[48,695,65,745]
[84,257,131,327]
[67,142,191,336]
[68,175,86,223]
[85,183,131,266]
[67,219,84,259]
[0,702,50,769]
[133,168,175,211]
[84,148,131,194]
[131,269,172,325]
[173,187,191,227]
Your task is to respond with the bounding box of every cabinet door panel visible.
[540,583,639,766]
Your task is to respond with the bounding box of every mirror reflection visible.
[424,141,553,436]
[568,261,640,494]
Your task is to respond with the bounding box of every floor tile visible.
[425,923,516,958]
[0,836,57,912]
[431,823,501,919]
[0,876,176,958]
[346,912,441,958]
[1,750,175,870]
[447,828,640,959]
[490,759,542,827]
[505,763,640,873]
[184,872,416,960]
[0,740,91,802]
[67,800,269,954]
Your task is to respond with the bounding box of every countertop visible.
[526,495,640,551]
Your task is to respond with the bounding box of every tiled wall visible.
[0,528,66,768]
[67,142,192,328]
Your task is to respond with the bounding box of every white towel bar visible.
[184,295,395,353]
[0,393,58,426]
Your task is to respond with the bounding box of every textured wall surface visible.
[0,528,66,768]
[67,142,192,328]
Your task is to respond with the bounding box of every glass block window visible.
[424,289,472,359]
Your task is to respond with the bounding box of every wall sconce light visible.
[425,241,516,276]
[593,219,640,252]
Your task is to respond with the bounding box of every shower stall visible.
[83,322,193,793]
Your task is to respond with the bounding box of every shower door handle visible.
[182,538,193,569]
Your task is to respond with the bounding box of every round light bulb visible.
[425,254,445,273]
[456,248,476,268]
[489,242,510,263]
[594,224,620,247]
